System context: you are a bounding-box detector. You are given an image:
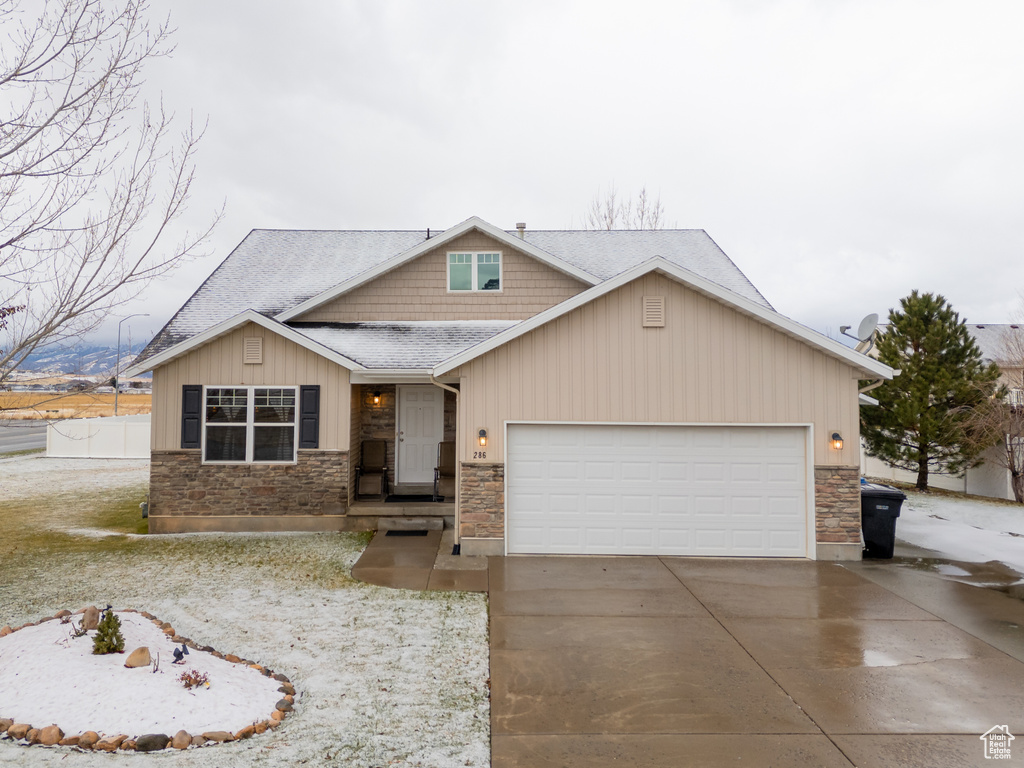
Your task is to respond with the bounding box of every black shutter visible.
[181,385,202,449]
[298,385,320,449]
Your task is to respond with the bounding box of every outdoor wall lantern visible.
[372,391,381,406]
[478,428,488,447]
[831,432,844,451]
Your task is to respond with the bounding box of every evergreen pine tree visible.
[861,290,1001,490]
[92,609,126,655]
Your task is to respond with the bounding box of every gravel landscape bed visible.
[0,456,490,767]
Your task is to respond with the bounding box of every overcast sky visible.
[100,0,1024,351]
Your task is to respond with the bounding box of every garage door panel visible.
[729,462,765,483]
[506,424,810,557]
[694,462,726,482]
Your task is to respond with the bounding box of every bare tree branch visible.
[583,184,667,230]
[0,0,220,386]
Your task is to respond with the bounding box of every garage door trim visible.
[503,420,817,559]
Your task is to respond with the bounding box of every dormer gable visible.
[277,217,596,323]
[284,219,594,323]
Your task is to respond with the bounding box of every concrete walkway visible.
[489,556,1024,768]
[351,529,488,592]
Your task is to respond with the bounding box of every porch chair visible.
[433,441,456,501]
[356,440,389,499]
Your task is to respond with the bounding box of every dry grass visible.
[0,392,151,420]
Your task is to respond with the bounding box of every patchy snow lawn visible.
[898,488,1024,578]
[0,456,490,767]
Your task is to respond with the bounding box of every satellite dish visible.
[856,313,879,342]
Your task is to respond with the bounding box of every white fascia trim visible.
[433,257,895,379]
[859,393,880,406]
[123,310,366,376]
[350,370,437,384]
[274,216,599,322]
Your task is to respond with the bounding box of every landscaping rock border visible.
[0,606,297,752]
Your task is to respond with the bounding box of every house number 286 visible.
[473,451,487,459]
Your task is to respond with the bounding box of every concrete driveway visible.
[489,556,1024,767]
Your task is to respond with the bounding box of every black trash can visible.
[860,482,906,559]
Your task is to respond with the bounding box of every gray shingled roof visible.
[523,230,769,305]
[291,321,519,369]
[966,324,1024,364]
[137,226,773,367]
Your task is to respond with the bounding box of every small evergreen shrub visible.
[92,609,125,655]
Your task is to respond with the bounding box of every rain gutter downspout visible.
[430,374,460,552]
[859,370,899,396]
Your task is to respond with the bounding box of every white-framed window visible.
[448,251,502,292]
[203,386,297,463]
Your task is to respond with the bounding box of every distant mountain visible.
[18,345,140,375]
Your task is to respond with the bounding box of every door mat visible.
[385,530,430,537]
[384,495,437,503]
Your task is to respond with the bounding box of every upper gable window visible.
[448,252,502,292]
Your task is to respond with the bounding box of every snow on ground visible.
[0,613,282,735]
[0,456,149,502]
[897,488,1024,578]
[0,456,490,767]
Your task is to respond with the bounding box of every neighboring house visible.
[126,216,893,560]
[861,323,1021,500]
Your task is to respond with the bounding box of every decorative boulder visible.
[38,725,63,746]
[78,731,100,749]
[201,731,233,743]
[81,605,100,631]
[124,646,152,668]
[94,734,126,752]
[135,733,170,752]
[6,723,31,740]
[171,730,191,750]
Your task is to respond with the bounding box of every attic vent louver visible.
[642,296,665,328]
[243,336,263,364]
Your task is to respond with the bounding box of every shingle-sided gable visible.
[292,230,591,323]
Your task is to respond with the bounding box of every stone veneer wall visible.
[150,450,348,516]
[358,384,396,488]
[459,462,504,539]
[814,466,861,544]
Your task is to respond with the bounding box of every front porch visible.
[346,383,459,533]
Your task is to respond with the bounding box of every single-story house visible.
[126,216,894,560]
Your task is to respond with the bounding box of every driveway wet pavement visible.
[489,556,1024,768]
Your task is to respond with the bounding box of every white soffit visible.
[433,258,895,379]
[275,216,599,323]
[123,310,366,376]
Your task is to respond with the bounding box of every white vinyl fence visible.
[861,441,1013,501]
[47,414,151,459]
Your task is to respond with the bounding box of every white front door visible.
[396,385,444,484]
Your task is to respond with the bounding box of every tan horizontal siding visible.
[452,272,861,466]
[295,232,588,322]
[151,323,350,451]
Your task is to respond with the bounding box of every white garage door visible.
[506,423,810,557]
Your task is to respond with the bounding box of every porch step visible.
[379,517,444,532]
[348,502,454,517]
